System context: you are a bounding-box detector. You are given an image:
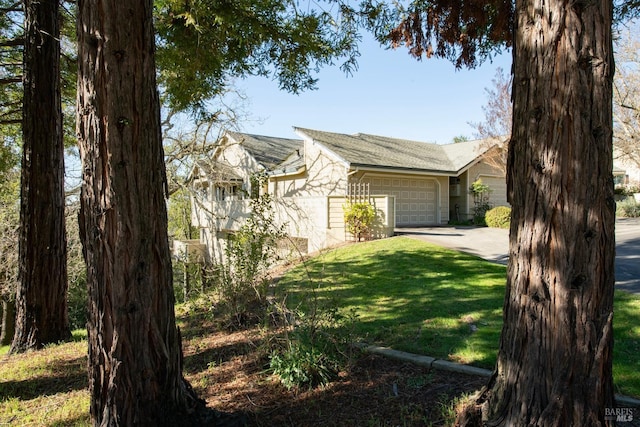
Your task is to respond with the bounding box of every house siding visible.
[217,142,261,182]
[264,139,352,253]
[274,196,328,253]
[303,140,349,196]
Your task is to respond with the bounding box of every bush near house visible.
[343,201,376,241]
[485,206,511,229]
[469,179,493,226]
[617,197,640,218]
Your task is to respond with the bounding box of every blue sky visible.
[236,34,512,145]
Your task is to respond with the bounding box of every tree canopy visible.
[0,0,22,165]
[0,1,77,150]
[360,0,513,67]
[155,0,361,115]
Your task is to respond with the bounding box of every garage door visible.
[478,175,508,208]
[367,177,438,226]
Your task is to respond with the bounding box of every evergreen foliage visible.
[343,201,376,241]
[154,0,361,114]
[485,205,511,229]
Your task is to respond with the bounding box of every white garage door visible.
[479,175,508,207]
[367,177,438,226]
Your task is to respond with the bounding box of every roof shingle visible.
[294,128,492,174]
[227,131,303,169]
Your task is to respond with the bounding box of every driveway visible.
[397,218,640,294]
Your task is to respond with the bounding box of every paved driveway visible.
[397,218,640,294]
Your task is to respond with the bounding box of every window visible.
[613,174,629,186]
[214,183,242,201]
[196,182,209,200]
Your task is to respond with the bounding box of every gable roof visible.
[192,159,243,183]
[294,127,492,174]
[226,131,303,170]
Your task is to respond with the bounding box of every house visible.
[614,160,640,188]
[187,128,508,264]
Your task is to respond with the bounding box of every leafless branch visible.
[620,103,638,111]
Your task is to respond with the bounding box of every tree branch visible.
[0,39,24,48]
[0,77,22,85]
[0,4,21,13]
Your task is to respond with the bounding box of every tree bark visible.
[11,0,70,353]
[458,1,616,425]
[1,298,15,346]
[76,1,201,424]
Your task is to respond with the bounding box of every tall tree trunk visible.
[76,1,202,424]
[458,1,615,425]
[1,298,16,346]
[11,0,70,353]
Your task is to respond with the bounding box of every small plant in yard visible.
[485,206,511,228]
[269,343,337,390]
[268,280,359,390]
[343,201,376,241]
[469,179,493,226]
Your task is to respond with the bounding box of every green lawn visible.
[276,236,640,398]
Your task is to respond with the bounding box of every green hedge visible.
[485,206,511,229]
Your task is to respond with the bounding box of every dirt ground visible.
[180,322,487,427]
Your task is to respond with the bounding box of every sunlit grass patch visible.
[613,291,640,397]
[277,235,640,398]
[0,336,89,426]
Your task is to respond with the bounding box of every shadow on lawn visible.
[277,240,507,368]
[0,356,87,400]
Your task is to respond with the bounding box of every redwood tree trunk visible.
[76,1,201,424]
[459,1,616,425]
[11,0,70,353]
[1,298,16,346]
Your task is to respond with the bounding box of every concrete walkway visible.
[397,218,640,294]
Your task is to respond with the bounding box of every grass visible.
[1,236,638,425]
[0,333,90,426]
[276,235,640,398]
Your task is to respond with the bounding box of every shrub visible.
[268,291,358,390]
[469,179,494,226]
[614,186,629,196]
[617,198,640,218]
[343,201,376,241]
[210,173,287,326]
[485,206,511,229]
[269,343,337,390]
[627,184,640,194]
